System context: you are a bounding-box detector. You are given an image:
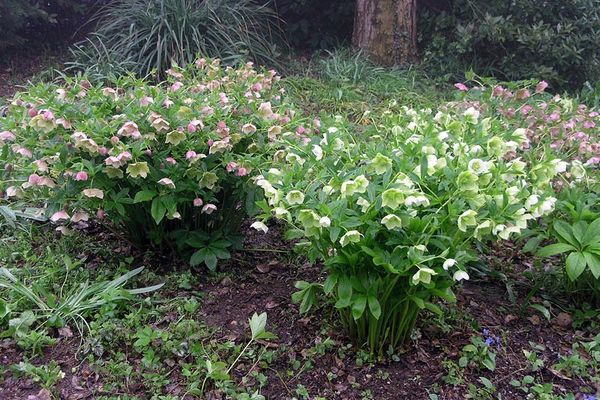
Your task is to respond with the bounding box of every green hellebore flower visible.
[381,188,405,210]
[339,230,362,247]
[458,210,478,232]
[381,214,402,230]
[166,130,186,146]
[127,162,150,179]
[371,153,392,175]
[199,172,218,190]
[412,267,437,285]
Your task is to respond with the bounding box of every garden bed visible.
[0,224,597,399]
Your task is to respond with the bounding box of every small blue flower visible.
[485,337,494,346]
[582,395,596,400]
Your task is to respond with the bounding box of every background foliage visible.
[419,0,600,91]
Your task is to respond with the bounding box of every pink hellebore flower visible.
[583,121,596,129]
[236,167,248,177]
[169,81,183,92]
[56,118,72,129]
[163,99,174,108]
[50,210,70,223]
[186,150,198,159]
[520,105,533,116]
[226,162,237,172]
[140,96,154,106]
[193,198,203,207]
[535,81,549,93]
[188,119,203,133]
[202,204,217,214]
[166,157,177,165]
[241,123,257,134]
[454,83,469,91]
[257,102,274,118]
[515,89,531,100]
[15,147,33,158]
[28,174,42,185]
[118,121,141,139]
[166,68,184,79]
[34,160,48,172]
[75,171,89,181]
[71,211,89,223]
[96,209,106,219]
[42,110,55,120]
[158,178,176,189]
[0,131,15,141]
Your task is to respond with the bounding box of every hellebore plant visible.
[0,59,313,269]
[254,105,562,357]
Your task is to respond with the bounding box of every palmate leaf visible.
[565,252,587,281]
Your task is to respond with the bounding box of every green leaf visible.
[323,274,337,295]
[572,221,587,244]
[0,298,10,319]
[249,312,267,340]
[190,249,207,267]
[479,377,494,389]
[337,276,352,304]
[565,252,587,281]
[530,304,551,321]
[351,296,367,320]
[536,243,576,257]
[458,356,468,368]
[134,190,156,203]
[204,252,218,271]
[483,356,496,371]
[553,221,578,247]
[150,197,166,224]
[582,218,600,245]
[522,236,541,253]
[367,296,381,320]
[424,301,443,316]
[583,252,600,279]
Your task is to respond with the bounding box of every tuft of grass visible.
[66,0,283,81]
[282,48,451,121]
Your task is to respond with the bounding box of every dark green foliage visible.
[266,0,355,49]
[68,0,282,79]
[0,1,97,52]
[419,0,600,91]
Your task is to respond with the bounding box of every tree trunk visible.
[352,0,418,66]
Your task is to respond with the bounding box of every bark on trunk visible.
[352,0,418,66]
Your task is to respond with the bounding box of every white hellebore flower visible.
[443,258,457,271]
[250,221,269,233]
[467,159,491,175]
[457,210,477,232]
[463,107,480,124]
[286,190,305,205]
[312,145,323,160]
[319,216,331,228]
[453,270,470,281]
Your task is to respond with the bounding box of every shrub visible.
[253,99,563,356]
[67,0,282,80]
[420,0,600,91]
[0,0,97,51]
[0,59,306,269]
